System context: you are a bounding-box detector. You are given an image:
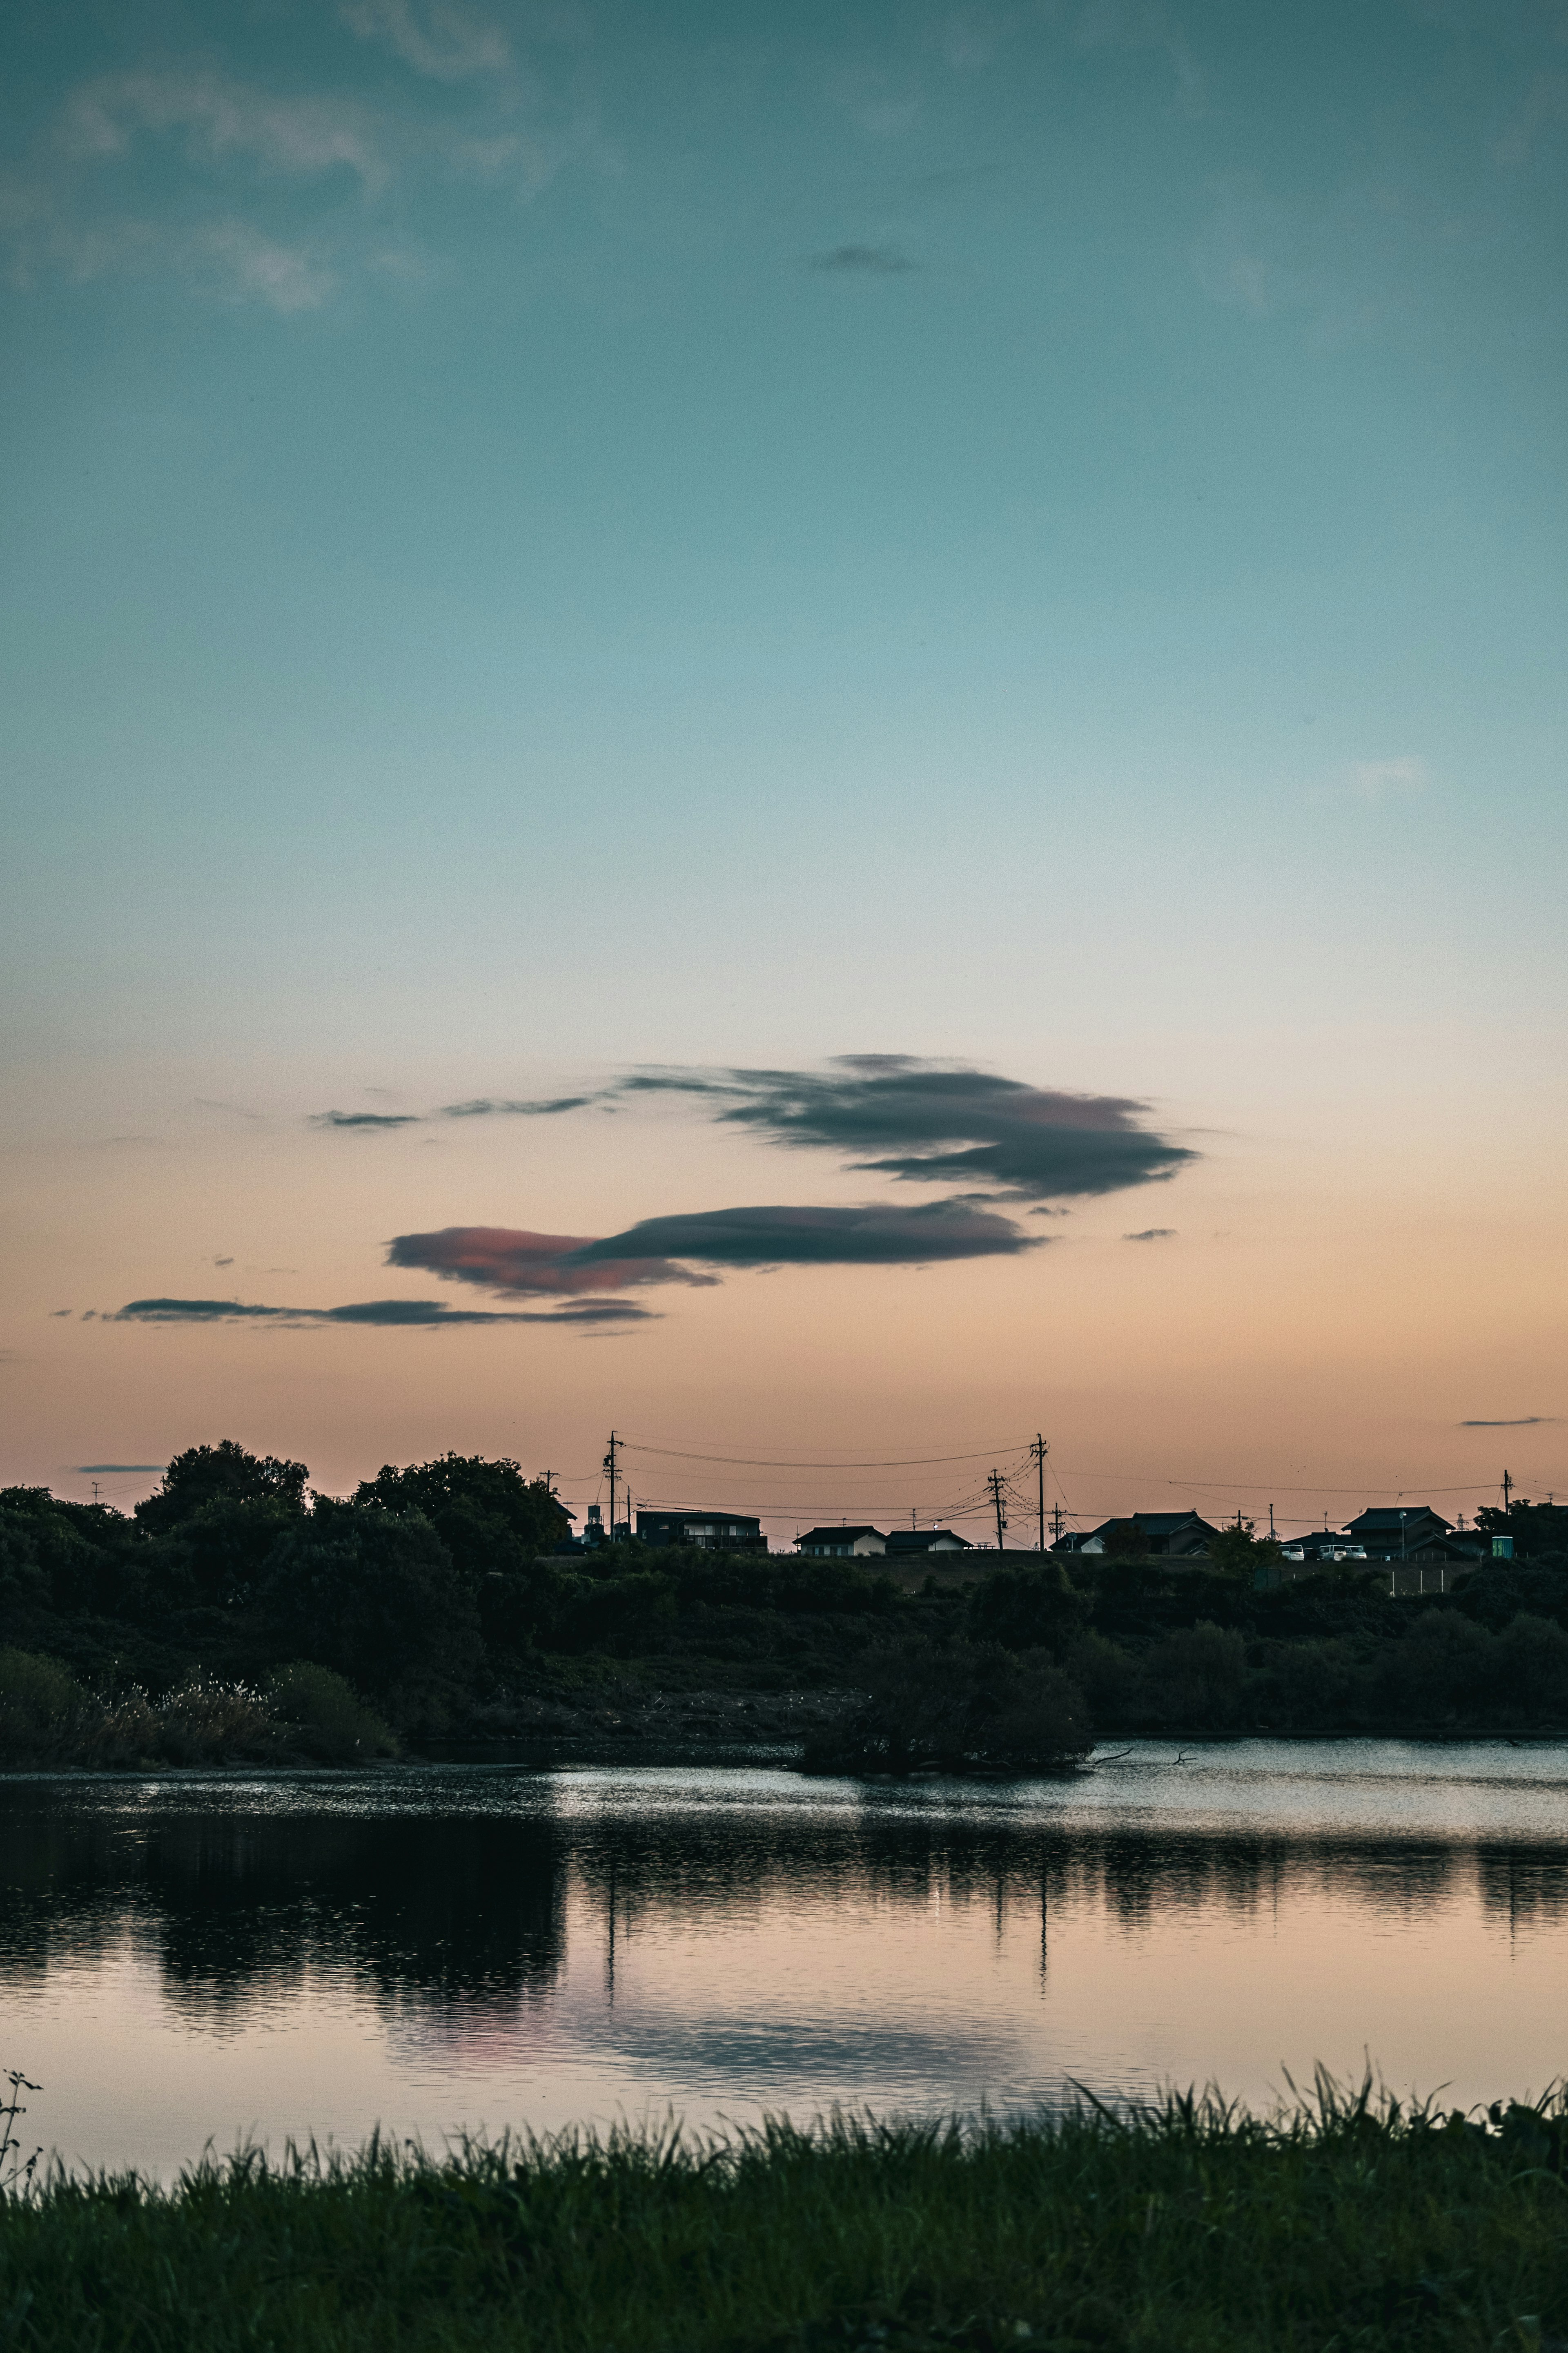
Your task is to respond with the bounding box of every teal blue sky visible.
[4,0,1566,1059]
[2,2,1566,1514]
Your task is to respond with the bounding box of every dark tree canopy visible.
[257,1500,481,1714]
[136,1442,310,1534]
[352,1454,569,1575]
[1477,1501,1568,1563]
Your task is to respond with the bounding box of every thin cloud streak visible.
[312,1109,423,1129]
[566,1199,1042,1269]
[1459,1416,1557,1428]
[113,1294,654,1327]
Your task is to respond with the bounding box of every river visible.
[2,1741,1565,2179]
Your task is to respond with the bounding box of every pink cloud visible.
[386,1225,718,1296]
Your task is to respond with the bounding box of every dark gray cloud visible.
[114,1294,654,1328]
[566,1199,1040,1270]
[1459,1416,1556,1428]
[1124,1227,1176,1242]
[387,1226,716,1297]
[311,1110,422,1129]
[439,1095,599,1118]
[808,243,916,274]
[75,1463,167,1473]
[621,1056,1194,1203]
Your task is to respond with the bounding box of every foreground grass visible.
[3,2083,1568,2353]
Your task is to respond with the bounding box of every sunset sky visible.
[3,0,1564,1540]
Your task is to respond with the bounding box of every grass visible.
[2,2080,1567,2351]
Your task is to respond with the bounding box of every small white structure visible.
[796,1525,887,1558]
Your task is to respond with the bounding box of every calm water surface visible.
[3,1741,1566,2177]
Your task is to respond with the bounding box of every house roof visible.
[1090,1511,1216,1537]
[1346,1506,1452,1532]
[884,1528,971,1553]
[797,1525,886,1543]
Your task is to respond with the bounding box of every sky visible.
[2,0,1565,1542]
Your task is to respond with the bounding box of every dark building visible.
[1343,1506,1458,1561]
[1068,1511,1220,1559]
[884,1528,973,1557]
[634,1508,767,1552]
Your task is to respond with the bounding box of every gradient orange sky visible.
[2,0,1564,1542]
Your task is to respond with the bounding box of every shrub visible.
[806,1637,1091,1774]
[1492,1612,1568,1718]
[153,1678,280,1764]
[268,1663,397,1761]
[1383,1609,1496,1721]
[0,1648,89,1765]
[1143,1622,1250,1728]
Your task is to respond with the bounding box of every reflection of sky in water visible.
[1,1744,1566,2179]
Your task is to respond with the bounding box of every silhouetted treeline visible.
[2,1443,1567,1754]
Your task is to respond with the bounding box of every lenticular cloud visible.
[385,1226,718,1297]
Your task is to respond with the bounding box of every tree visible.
[135,1442,308,1535]
[967,1562,1088,1654]
[352,1454,570,1576]
[1476,1501,1568,1564]
[1207,1516,1284,1579]
[256,1501,481,1720]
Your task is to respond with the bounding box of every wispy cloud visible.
[1074,0,1205,117]
[808,244,917,274]
[312,1109,423,1129]
[62,70,387,185]
[1123,1227,1176,1241]
[197,220,336,311]
[114,1294,653,1328]
[1459,1416,1557,1428]
[341,0,512,84]
[74,1463,167,1473]
[3,18,602,310]
[1352,756,1427,801]
[565,1199,1041,1269]
[439,1095,599,1118]
[619,1055,1195,1202]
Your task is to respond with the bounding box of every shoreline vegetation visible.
[2,2080,1568,2349]
[4,1445,1568,1773]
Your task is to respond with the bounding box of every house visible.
[1072,1511,1220,1559]
[1343,1506,1455,1561]
[635,1508,767,1553]
[884,1528,972,1558]
[797,1525,887,1558]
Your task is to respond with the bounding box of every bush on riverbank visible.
[0,1649,395,1768]
[804,1637,1092,1772]
[1,2080,1566,2349]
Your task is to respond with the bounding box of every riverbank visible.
[2,2088,1565,2350]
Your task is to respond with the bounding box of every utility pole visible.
[1502,1469,1513,1514]
[604,1431,620,1540]
[988,1468,1008,1552]
[1268,1503,1275,1540]
[91,1481,101,1507]
[1051,1501,1065,1545]
[1029,1433,1047,1555]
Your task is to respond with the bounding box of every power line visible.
[621,1439,1036,1470]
